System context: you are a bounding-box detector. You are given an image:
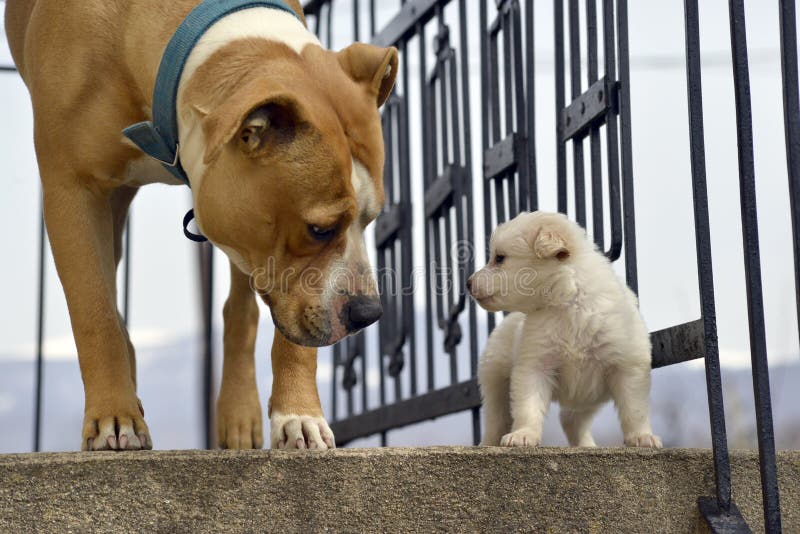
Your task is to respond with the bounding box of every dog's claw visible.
[138,433,151,450]
[625,433,662,448]
[82,410,151,451]
[270,413,335,451]
[500,428,541,448]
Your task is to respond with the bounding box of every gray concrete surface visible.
[0,447,797,533]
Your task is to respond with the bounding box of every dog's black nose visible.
[345,295,383,331]
[466,276,473,292]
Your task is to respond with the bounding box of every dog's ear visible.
[336,43,399,108]
[533,226,570,261]
[200,79,306,164]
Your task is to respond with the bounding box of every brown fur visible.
[5,0,396,450]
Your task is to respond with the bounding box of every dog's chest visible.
[552,356,611,407]
[530,313,612,407]
[122,155,185,187]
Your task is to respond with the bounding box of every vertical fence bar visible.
[200,243,215,450]
[616,0,637,291]
[33,202,46,452]
[420,19,436,394]
[682,0,738,522]
[401,40,417,399]
[525,0,538,210]
[369,0,376,37]
[331,349,338,422]
[778,0,800,350]
[511,2,528,217]
[568,0,586,227]
[554,0,567,214]
[586,0,603,250]
[601,0,622,265]
[459,0,481,444]
[480,0,496,338]
[727,1,782,530]
[353,0,360,41]
[123,219,132,325]
[325,2,333,48]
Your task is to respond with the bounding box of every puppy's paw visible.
[500,428,541,447]
[270,412,335,450]
[624,432,662,448]
[82,398,152,451]
[217,390,264,450]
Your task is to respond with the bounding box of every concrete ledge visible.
[0,447,798,533]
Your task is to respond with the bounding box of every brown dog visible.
[5,0,397,450]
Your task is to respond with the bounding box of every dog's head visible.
[181,40,398,346]
[468,211,591,313]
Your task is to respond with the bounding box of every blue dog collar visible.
[123,0,302,185]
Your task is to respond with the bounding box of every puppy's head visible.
[183,40,398,346]
[467,211,589,312]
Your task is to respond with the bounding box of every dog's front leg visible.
[608,365,662,448]
[501,356,555,447]
[217,260,263,449]
[478,353,513,446]
[43,183,151,451]
[269,331,335,450]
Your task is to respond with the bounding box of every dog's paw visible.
[624,432,662,448]
[217,390,264,450]
[500,428,541,447]
[270,412,335,450]
[81,399,152,451]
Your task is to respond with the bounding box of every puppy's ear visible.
[200,79,306,164]
[337,43,399,108]
[533,226,570,261]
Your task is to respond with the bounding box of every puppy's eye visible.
[308,224,337,242]
[495,254,506,265]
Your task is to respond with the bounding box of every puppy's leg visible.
[269,331,334,450]
[559,406,599,447]
[478,353,512,446]
[216,260,264,449]
[44,182,150,450]
[501,357,554,447]
[608,365,662,448]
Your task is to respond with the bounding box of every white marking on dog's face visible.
[345,159,381,264]
[308,159,381,343]
[176,7,321,217]
[321,158,381,305]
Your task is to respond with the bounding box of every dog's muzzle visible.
[343,294,382,331]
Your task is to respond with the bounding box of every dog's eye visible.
[308,224,337,242]
[495,254,506,265]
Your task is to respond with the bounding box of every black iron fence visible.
[2,0,796,531]
[303,0,792,531]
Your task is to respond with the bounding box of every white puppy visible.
[467,211,661,448]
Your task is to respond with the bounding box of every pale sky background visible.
[0,1,798,451]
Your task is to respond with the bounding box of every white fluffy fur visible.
[469,211,661,448]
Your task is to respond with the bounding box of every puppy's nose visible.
[345,295,383,331]
[466,276,473,293]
